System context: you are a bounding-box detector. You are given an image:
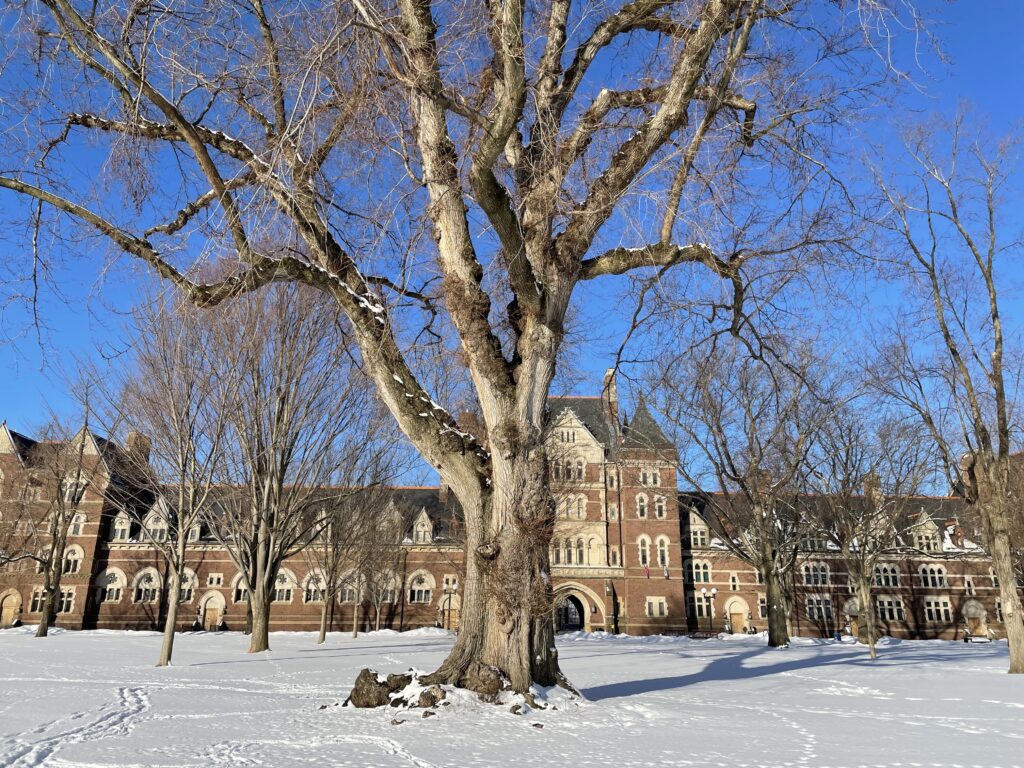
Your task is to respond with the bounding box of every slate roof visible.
[6,427,37,462]
[622,397,673,449]
[547,396,615,446]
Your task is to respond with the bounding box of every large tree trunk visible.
[984,502,1024,673]
[424,457,563,695]
[856,575,877,660]
[158,566,182,666]
[248,582,270,653]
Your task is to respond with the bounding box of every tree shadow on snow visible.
[581,644,896,701]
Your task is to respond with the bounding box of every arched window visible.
[802,562,829,586]
[637,494,648,519]
[145,513,168,543]
[132,568,162,603]
[657,537,669,567]
[638,537,650,566]
[874,564,900,587]
[112,513,131,542]
[69,513,86,537]
[552,544,561,565]
[563,460,572,479]
[60,476,88,504]
[919,564,947,588]
[654,497,666,519]
[695,561,711,582]
[62,545,84,575]
[232,574,249,603]
[407,570,435,604]
[179,568,198,602]
[576,538,584,565]
[414,519,432,544]
[96,568,126,603]
[552,461,561,480]
[587,537,600,565]
[610,547,619,566]
[576,497,584,519]
[274,570,296,602]
[575,460,584,480]
[564,538,573,565]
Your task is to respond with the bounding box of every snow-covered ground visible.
[0,628,1021,768]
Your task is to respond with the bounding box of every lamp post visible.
[443,582,456,630]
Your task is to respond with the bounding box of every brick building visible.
[1,372,1020,640]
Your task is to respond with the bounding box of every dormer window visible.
[112,514,131,542]
[915,531,940,552]
[414,519,432,544]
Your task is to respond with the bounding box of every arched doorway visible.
[962,599,988,638]
[438,594,461,631]
[198,591,226,632]
[555,594,585,632]
[0,590,21,628]
[723,597,750,634]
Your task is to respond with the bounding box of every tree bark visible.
[36,536,68,639]
[157,566,181,666]
[351,600,359,639]
[856,576,877,660]
[981,498,1024,673]
[318,599,328,645]
[423,460,562,694]
[248,583,270,653]
[765,564,790,648]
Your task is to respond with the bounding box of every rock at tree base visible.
[417,685,446,709]
[346,669,413,708]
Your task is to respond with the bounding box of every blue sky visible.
[1,0,1023,438]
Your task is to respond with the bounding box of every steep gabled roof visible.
[622,397,672,449]
[547,396,615,447]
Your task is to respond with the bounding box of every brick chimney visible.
[602,368,619,419]
[126,431,151,464]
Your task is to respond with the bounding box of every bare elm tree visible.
[0,1,917,695]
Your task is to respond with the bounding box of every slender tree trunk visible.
[856,576,877,660]
[765,563,790,648]
[158,567,181,667]
[318,599,328,645]
[248,582,270,653]
[37,535,67,638]
[375,605,381,631]
[351,600,359,638]
[36,562,57,638]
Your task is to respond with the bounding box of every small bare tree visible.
[208,283,380,653]
[17,402,103,638]
[801,408,935,658]
[870,115,1024,672]
[357,502,406,634]
[649,341,828,646]
[94,291,234,666]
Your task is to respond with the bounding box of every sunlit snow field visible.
[0,627,1021,768]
